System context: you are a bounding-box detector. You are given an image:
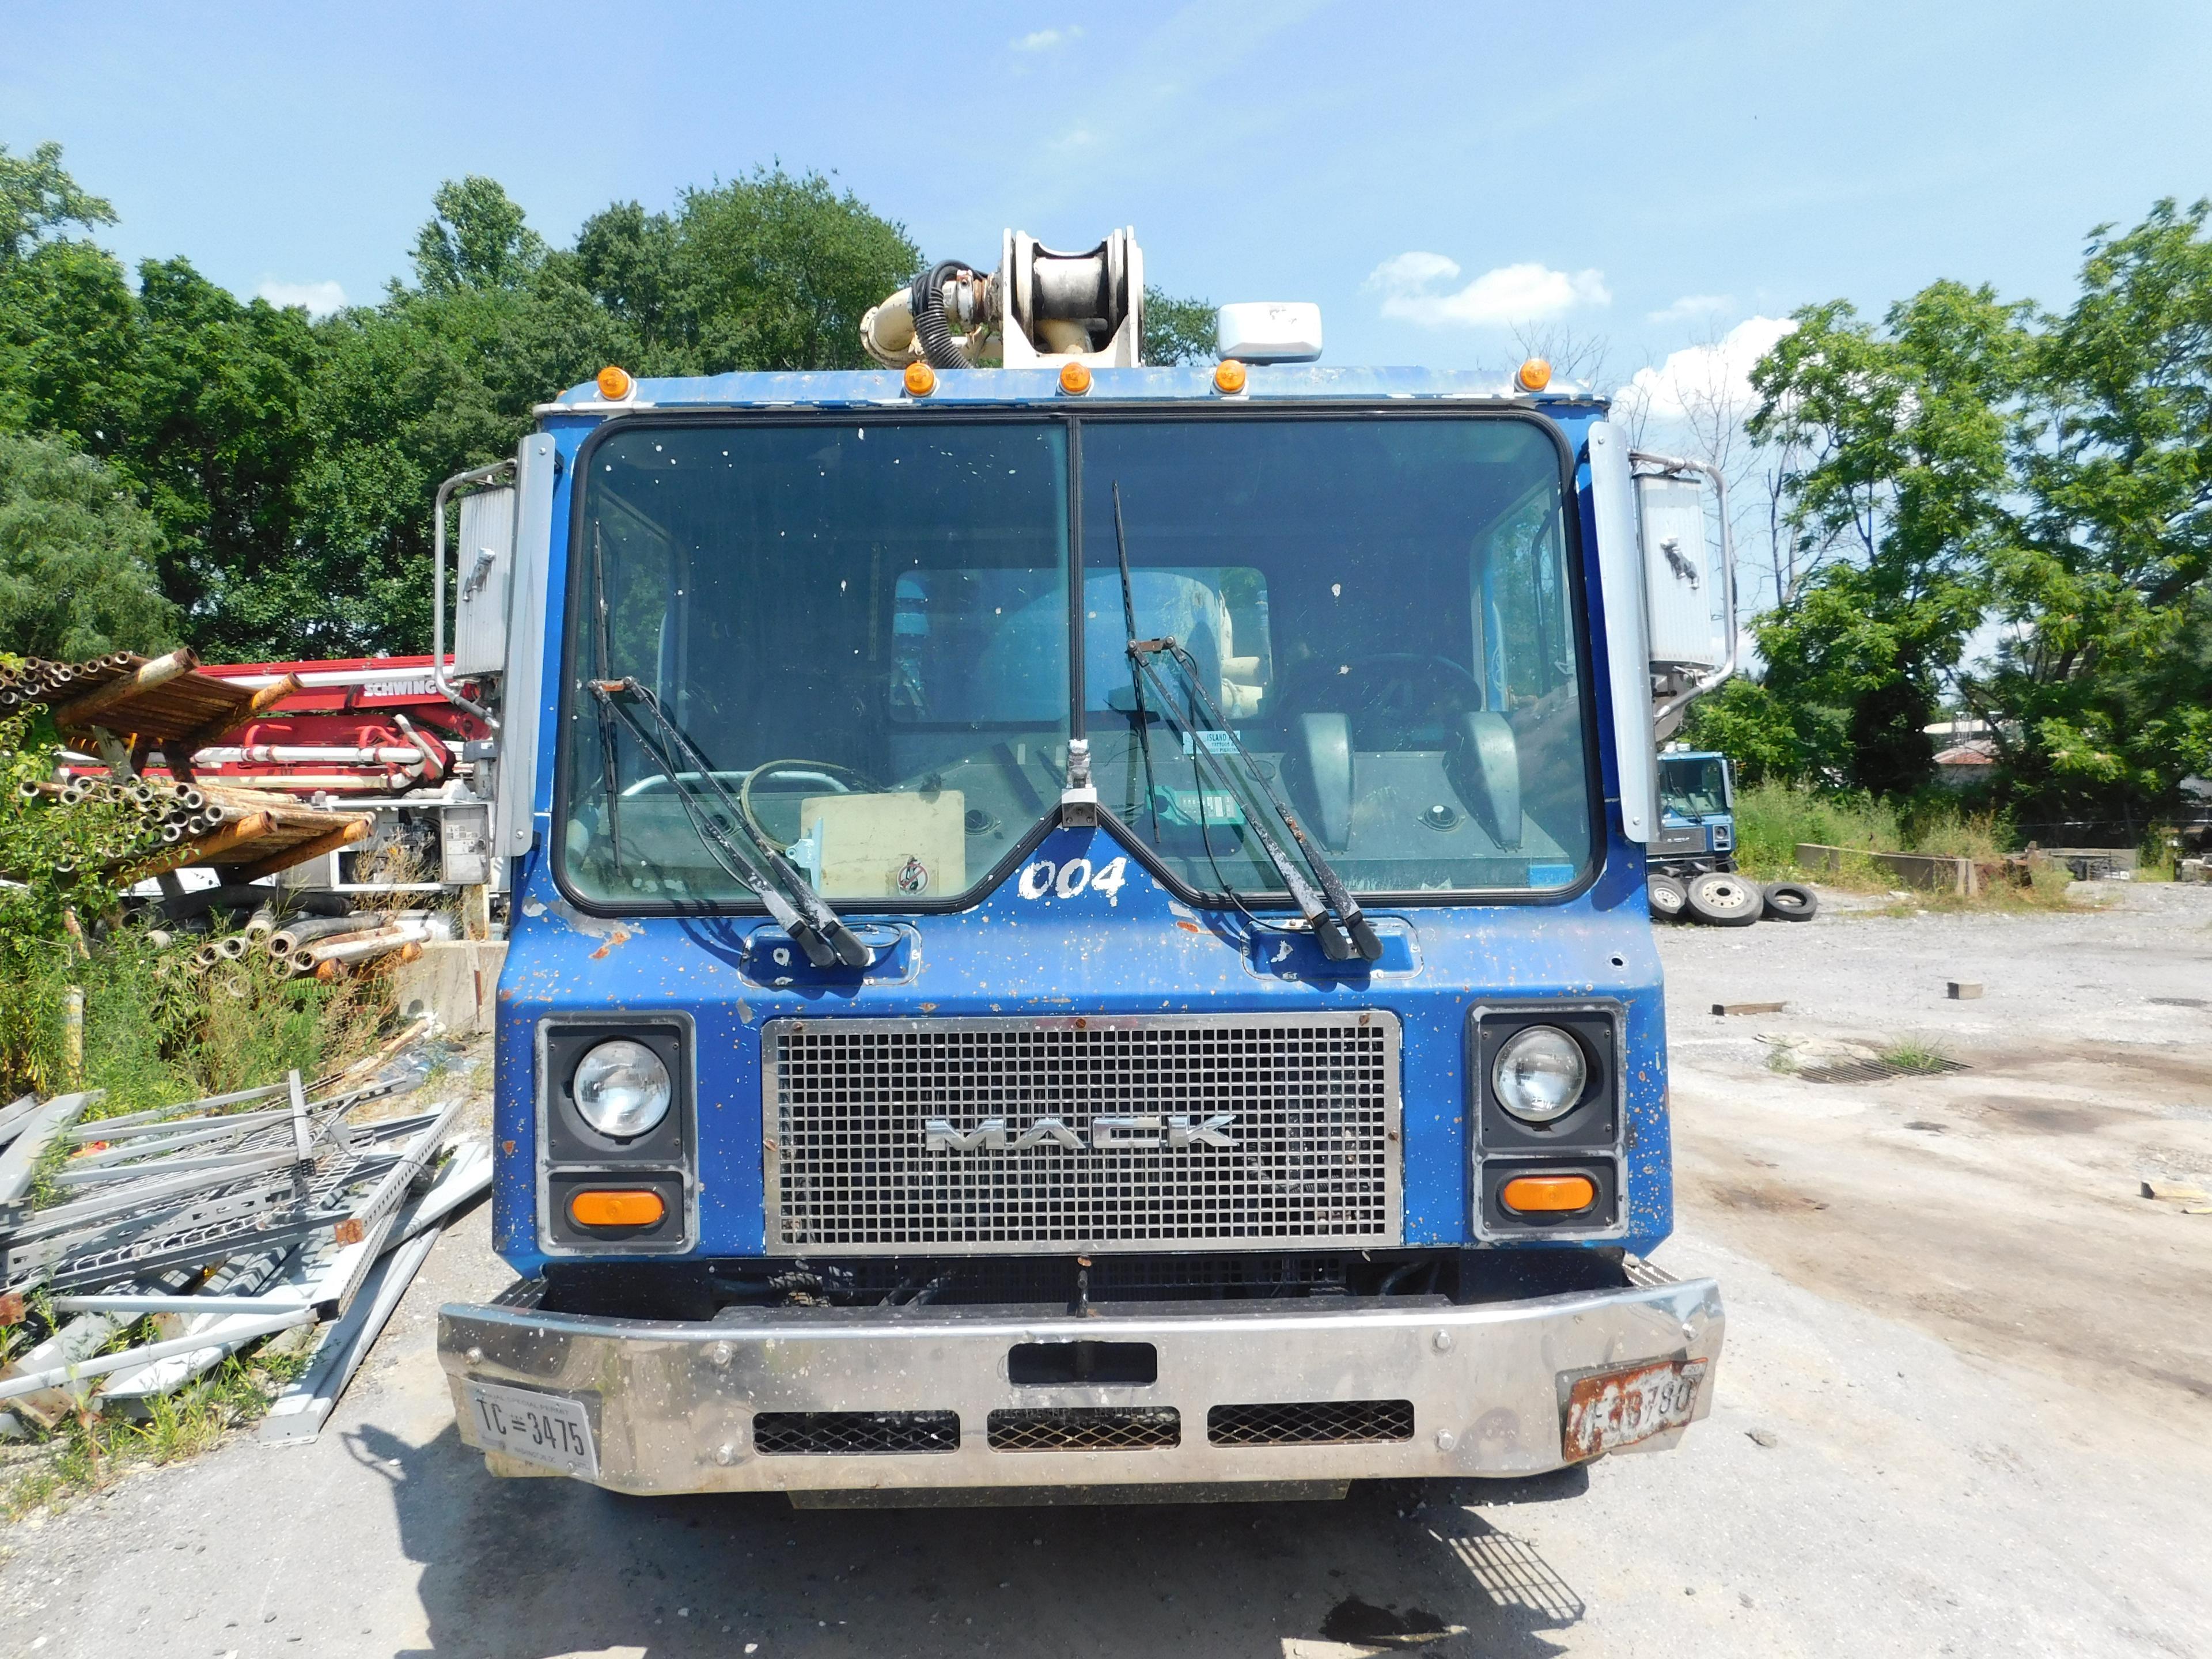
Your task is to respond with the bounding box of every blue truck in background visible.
[430,231,1732,1503]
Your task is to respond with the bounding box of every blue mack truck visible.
[431,230,1733,1505]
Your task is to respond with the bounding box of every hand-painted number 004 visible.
[1017,857,1128,905]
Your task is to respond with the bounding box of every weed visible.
[1878,1038,1952,1073]
[1,1344,299,1521]
[1765,1045,1801,1075]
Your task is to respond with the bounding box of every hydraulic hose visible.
[910,260,975,370]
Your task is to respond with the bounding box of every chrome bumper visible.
[438,1270,1724,1495]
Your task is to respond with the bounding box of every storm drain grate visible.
[752,1410,960,1457]
[1207,1399,1415,1447]
[987,1407,1181,1452]
[1796,1058,1969,1085]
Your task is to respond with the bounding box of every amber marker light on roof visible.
[569,1189,666,1228]
[596,365,634,400]
[1516,357,1553,392]
[1501,1173,1597,1214]
[904,361,937,396]
[1058,361,1093,395]
[1213,358,1249,395]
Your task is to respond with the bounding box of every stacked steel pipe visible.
[0,652,153,713]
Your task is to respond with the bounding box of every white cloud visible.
[1647,293,1733,325]
[1615,315,1797,422]
[1365,253,1610,328]
[255,279,347,319]
[1012,25,1081,51]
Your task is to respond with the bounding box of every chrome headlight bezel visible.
[536,1014,696,1256]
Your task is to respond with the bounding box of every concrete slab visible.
[389,940,506,1035]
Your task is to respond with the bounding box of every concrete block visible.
[389,940,506,1035]
[1947,982,1983,1000]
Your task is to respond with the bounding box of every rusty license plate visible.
[1562,1358,1706,1460]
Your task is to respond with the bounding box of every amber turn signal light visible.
[904,361,937,396]
[1213,358,1249,395]
[1516,357,1552,392]
[596,365,634,400]
[1501,1173,1596,1214]
[568,1188,666,1228]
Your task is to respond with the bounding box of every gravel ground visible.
[3,881,2208,1659]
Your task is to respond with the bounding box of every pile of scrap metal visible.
[0,1066,487,1446]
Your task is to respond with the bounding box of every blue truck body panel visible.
[494,366,1665,1279]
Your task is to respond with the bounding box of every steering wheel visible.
[1271,653,1486,749]
[739,758,881,849]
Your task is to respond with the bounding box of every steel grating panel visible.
[763,1013,1402,1255]
[1207,1398,1415,1446]
[987,1407,1181,1452]
[752,1411,960,1457]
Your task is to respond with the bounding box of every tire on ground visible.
[1685,870,1762,926]
[1762,881,1820,922]
[1649,874,1688,921]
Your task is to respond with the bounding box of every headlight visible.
[1492,1026,1588,1124]
[572,1039,672,1138]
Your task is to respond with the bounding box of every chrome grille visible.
[752,1411,960,1457]
[763,1013,1402,1255]
[1207,1399,1415,1446]
[988,1407,1181,1452]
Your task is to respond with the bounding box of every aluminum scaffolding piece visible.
[0,1066,488,1433]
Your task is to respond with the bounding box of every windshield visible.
[561,421,1070,907]
[1085,418,1591,895]
[559,412,1595,910]
[1660,756,1728,818]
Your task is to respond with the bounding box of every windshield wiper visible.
[1127,641,1381,963]
[586,677,874,969]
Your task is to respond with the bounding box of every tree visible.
[0,140,114,265]
[577,170,919,376]
[1744,283,2027,794]
[1142,287,1217,366]
[1979,199,2212,816]
[0,431,177,658]
[410,176,547,297]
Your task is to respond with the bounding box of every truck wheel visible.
[1762,881,1820,921]
[1685,871,1762,926]
[1648,874,1688,921]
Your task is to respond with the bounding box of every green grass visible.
[1877,1038,1952,1073]
[1,1344,305,1521]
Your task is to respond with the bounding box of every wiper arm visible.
[586,677,874,969]
[1127,640,1382,963]
[1110,484,1161,844]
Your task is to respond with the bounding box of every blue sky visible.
[7,0,2210,393]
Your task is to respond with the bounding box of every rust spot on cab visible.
[501,1139,516,1156]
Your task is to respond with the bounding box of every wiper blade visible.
[586,677,873,969]
[1127,640,1382,963]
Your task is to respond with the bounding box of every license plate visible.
[1562,1358,1706,1460]
[463,1380,599,1478]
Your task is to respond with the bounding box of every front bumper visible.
[438,1263,1722,1495]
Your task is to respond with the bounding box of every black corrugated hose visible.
[911,260,975,369]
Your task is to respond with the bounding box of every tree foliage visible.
[1142,286,1218,366]
[0,433,177,658]
[1733,200,2212,822]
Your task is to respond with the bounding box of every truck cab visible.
[434,237,1729,1502]
[1652,748,1738,876]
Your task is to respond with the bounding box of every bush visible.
[0,687,387,1109]
[1732,781,2017,880]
